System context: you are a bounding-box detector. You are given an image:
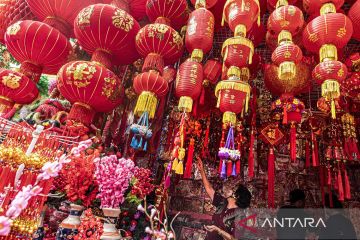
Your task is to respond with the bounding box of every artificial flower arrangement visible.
[73,209,103,240]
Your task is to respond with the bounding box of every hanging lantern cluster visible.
[214,0,260,178]
[130,0,186,151]
[303,1,353,119]
[57,4,140,126]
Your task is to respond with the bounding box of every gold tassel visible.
[216,90,221,108]
[215,80,251,97]
[134,91,158,119]
[172,158,179,170]
[178,96,193,113]
[331,99,336,119]
[278,61,296,80]
[223,111,237,125]
[175,148,185,175]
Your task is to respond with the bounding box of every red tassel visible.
[344,138,351,160]
[248,130,255,178]
[312,132,319,167]
[343,167,351,200]
[319,166,325,205]
[268,148,276,208]
[305,140,310,168]
[227,161,232,177]
[218,160,223,174]
[351,139,360,158]
[200,87,205,105]
[337,169,344,201]
[282,106,287,124]
[184,139,195,179]
[192,100,198,117]
[334,173,339,190]
[327,167,332,186]
[236,160,241,175]
[290,123,296,162]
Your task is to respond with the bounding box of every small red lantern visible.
[222,37,254,69]
[266,30,303,51]
[203,59,222,85]
[302,13,353,54]
[74,4,140,68]
[146,0,189,29]
[267,5,304,36]
[0,68,38,115]
[348,0,360,41]
[303,0,344,16]
[57,61,124,125]
[132,71,168,118]
[185,7,215,57]
[102,0,147,20]
[136,24,184,74]
[175,59,203,112]
[222,0,260,34]
[312,60,347,85]
[0,0,34,44]
[5,20,72,83]
[26,0,97,38]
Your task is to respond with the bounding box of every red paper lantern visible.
[272,43,303,65]
[266,30,303,51]
[26,0,97,38]
[190,0,218,9]
[348,0,360,41]
[222,37,254,69]
[203,59,222,85]
[185,8,215,56]
[0,0,35,43]
[342,72,360,102]
[265,62,311,96]
[303,13,353,54]
[57,61,124,125]
[175,59,203,112]
[132,71,168,118]
[303,0,344,16]
[312,60,347,85]
[102,0,147,20]
[74,4,140,68]
[267,5,304,36]
[5,20,71,83]
[136,23,184,73]
[247,22,266,47]
[146,0,188,29]
[0,68,38,113]
[223,0,260,34]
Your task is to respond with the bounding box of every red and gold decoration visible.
[4,20,72,83]
[348,0,360,41]
[102,0,147,20]
[57,61,124,126]
[74,4,140,68]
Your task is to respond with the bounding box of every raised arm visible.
[196,156,215,201]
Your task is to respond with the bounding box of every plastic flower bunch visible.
[94,155,135,208]
[127,167,155,204]
[62,140,98,207]
[73,209,103,240]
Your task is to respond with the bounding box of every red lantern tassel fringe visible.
[236,160,240,175]
[337,169,344,202]
[305,140,310,168]
[248,130,255,178]
[312,132,319,167]
[327,167,332,186]
[290,123,296,162]
[282,106,287,124]
[184,139,195,179]
[227,161,233,177]
[343,167,351,200]
[268,148,275,208]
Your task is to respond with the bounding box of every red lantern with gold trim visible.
[57,61,124,125]
[312,60,347,85]
[303,0,344,16]
[267,0,298,11]
[0,68,38,115]
[175,59,203,112]
[222,37,254,69]
[203,59,222,85]
[266,30,303,51]
[5,20,72,83]
[267,5,304,36]
[185,7,214,56]
[302,13,353,54]
[348,0,360,41]
[146,0,188,29]
[136,24,184,74]
[0,0,35,43]
[342,72,360,102]
[74,4,140,68]
[26,0,97,38]
[132,71,168,119]
[222,0,260,34]
[102,0,147,20]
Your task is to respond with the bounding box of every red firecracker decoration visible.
[4,20,72,83]
[74,4,140,68]
[57,61,124,126]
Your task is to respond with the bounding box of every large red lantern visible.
[175,59,203,112]
[185,7,214,57]
[133,71,168,119]
[136,24,184,74]
[26,0,97,38]
[0,0,35,43]
[146,0,188,29]
[102,0,147,20]
[57,61,124,125]
[303,13,353,54]
[303,0,344,16]
[267,4,304,37]
[74,4,140,68]
[5,20,71,83]
[0,68,38,115]
[348,0,360,41]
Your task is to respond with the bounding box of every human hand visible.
[204,225,221,233]
[196,156,204,172]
